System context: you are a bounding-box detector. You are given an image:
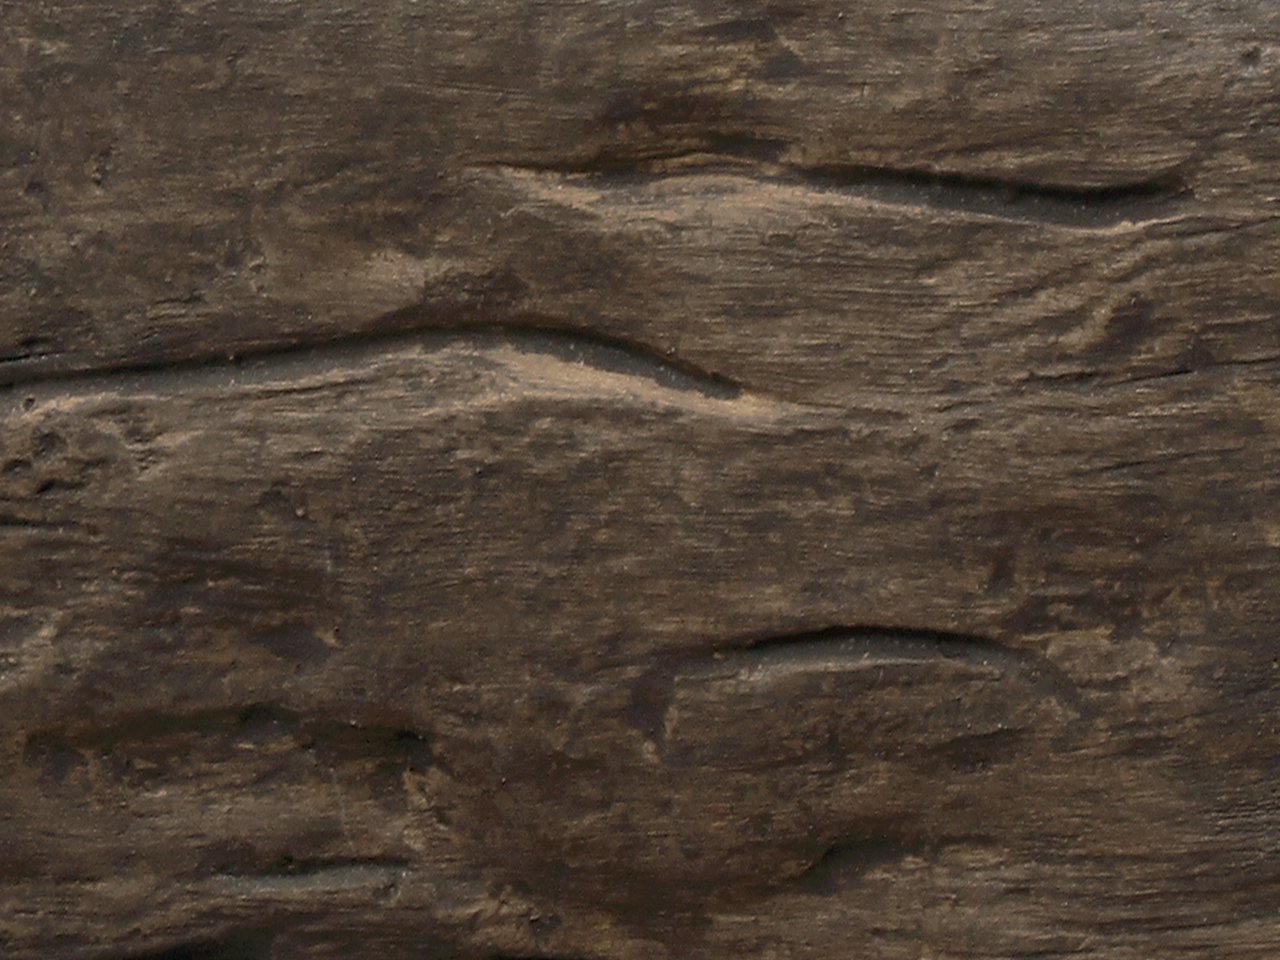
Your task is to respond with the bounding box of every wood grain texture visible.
[2,0,1279,384]
[3,2,1280,959]
[4,336,1280,958]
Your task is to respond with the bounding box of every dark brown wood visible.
[3,3,1280,959]
[3,0,1279,387]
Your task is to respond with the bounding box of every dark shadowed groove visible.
[1017,351,1280,394]
[797,163,1190,227]
[488,154,1191,227]
[602,625,1020,743]
[103,928,275,960]
[695,625,1083,712]
[732,623,1007,655]
[203,863,412,902]
[0,323,740,401]
[373,315,743,401]
[0,349,103,386]
[22,703,436,775]
[708,624,1014,673]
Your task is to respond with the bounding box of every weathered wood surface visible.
[3,3,1280,959]
[4,0,1280,388]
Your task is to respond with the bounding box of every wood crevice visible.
[486,156,1193,227]
[0,324,744,403]
[105,929,276,960]
[700,624,1083,711]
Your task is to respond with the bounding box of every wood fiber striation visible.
[3,1,1280,958]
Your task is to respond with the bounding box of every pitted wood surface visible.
[3,3,1280,959]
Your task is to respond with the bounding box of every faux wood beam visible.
[3,3,1279,959]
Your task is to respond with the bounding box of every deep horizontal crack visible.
[797,163,1189,226]
[704,624,1015,676]
[374,314,742,401]
[0,323,740,401]
[103,928,275,960]
[488,150,1191,227]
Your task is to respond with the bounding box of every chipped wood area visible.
[3,3,1280,959]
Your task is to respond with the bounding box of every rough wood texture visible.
[3,3,1280,959]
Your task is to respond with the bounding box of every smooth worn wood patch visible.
[2,2,1280,959]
